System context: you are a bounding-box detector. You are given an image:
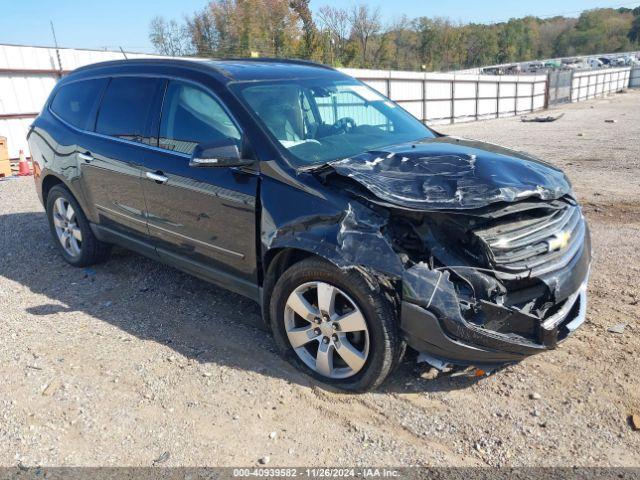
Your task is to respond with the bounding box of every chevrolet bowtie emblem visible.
[547,231,571,252]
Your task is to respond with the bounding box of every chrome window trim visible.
[50,108,191,159]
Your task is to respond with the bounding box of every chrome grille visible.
[472,203,585,275]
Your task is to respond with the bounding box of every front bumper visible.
[400,231,591,365]
[401,279,588,364]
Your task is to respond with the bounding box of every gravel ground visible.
[0,90,639,468]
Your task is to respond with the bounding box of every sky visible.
[1,0,638,53]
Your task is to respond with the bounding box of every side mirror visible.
[189,139,253,168]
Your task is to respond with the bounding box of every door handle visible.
[146,171,168,184]
[78,152,94,163]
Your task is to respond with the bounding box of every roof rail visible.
[217,57,336,71]
[68,56,336,81]
[69,57,234,79]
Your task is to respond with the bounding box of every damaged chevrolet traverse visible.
[29,59,590,391]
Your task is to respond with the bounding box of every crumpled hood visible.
[327,137,572,210]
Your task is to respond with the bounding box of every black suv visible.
[28,59,591,391]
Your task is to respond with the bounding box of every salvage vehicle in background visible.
[587,58,604,69]
[27,59,591,391]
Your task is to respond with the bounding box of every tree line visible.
[149,1,640,71]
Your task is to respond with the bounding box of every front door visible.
[141,80,259,298]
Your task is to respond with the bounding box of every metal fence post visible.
[496,80,500,119]
[450,78,455,124]
[544,72,550,109]
[475,79,480,121]
[530,79,535,113]
[514,78,519,116]
[422,78,427,124]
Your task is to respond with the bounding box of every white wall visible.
[570,67,631,102]
[626,66,640,89]
[340,68,547,125]
[0,44,161,159]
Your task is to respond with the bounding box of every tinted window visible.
[159,82,241,155]
[50,79,107,129]
[96,77,162,143]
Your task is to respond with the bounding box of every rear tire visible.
[46,184,111,267]
[270,257,403,392]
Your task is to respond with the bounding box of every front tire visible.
[46,184,111,267]
[270,257,402,392]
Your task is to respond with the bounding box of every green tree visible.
[349,4,382,67]
[152,2,640,71]
[629,14,640,43]
[463,23,499,67]
[290,0,321,59]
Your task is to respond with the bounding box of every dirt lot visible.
[0,90,639,468]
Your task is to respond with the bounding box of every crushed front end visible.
[393,196,591,364]
[309,138,592,365]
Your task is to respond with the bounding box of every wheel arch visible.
[41,173,65,205]
[41,172,94,222]
[260,246,402,330]
[261,247,320,329]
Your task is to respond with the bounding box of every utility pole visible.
[50,21,63,77]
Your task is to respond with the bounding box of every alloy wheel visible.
[284,281,370,379]
[52,197,82,257]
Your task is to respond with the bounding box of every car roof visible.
[69,57,348,84]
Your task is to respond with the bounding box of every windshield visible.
[231,77,435,167]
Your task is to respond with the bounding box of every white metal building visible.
[0,44,160,159]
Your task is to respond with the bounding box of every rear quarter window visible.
[50,78,108,130]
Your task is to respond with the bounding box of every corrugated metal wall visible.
[0,44,161,159]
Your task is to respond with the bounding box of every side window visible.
[159,81,241,155]
[96,77,162,144]
[50,78,108,130]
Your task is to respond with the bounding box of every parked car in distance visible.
[544,60,562,69]
[587,58,604,69]
[621,55,636,66]
[523,61,545,73]
[28,59,591,391]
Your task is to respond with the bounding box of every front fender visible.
[263,198,404,279]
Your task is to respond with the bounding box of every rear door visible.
[47,78,109,209]
[141,80,259,297]
[80,76,164,247]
